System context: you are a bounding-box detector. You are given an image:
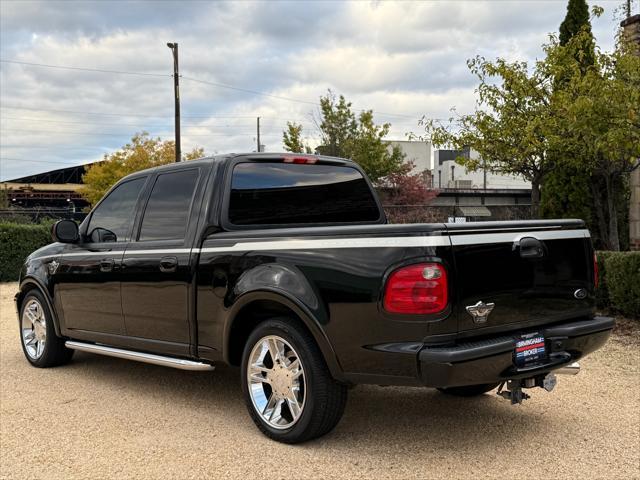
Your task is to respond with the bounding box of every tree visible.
[421,55,558,216]
[381,162,439,223]
[349,110,406,184]
[540,0,597,235]
[560,0,595,67]
[81,132,204,205]
[560,37,640,250]
[283,91,406,184]
[316,92,358,158]
[560,0,590,43]
[421,25,639,248]
[282,122,311,153]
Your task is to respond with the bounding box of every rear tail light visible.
[383,263,448,314]
[594,252,599,289]
[282,156,318,164]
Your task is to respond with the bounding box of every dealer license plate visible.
[514,332,547,367]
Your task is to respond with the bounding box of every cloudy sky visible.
[0,0,633,180]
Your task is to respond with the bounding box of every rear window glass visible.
[228,162,380,225]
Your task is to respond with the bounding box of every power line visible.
[0,111,322,129]
[0,127,267,137]
[0,115,326,133]
[0,59,169,78]
[182,76,420,119]
[2,58,424,119]
[0,106,425,127]
[0,156,88,166]
[0,105,257,119]
[1,59,322,107]
[182,76,319,106]
[1,145,112,150]
[0,116,264,129]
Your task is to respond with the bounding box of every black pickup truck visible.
[16,153,613,443]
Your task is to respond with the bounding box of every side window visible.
[87,177,146,242]
[138,169,199,242]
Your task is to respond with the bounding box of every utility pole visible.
[256,117,261,152]
[167,42,181,162]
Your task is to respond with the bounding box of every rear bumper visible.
[418,316,615,388]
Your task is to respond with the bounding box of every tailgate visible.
[448,220,595,333]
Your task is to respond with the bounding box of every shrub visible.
[596,251,640,318]
[0,214,34,224]
[595,250,615,310]
[0,222,53,282]
[602,251,640,319]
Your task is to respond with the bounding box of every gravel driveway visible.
[1,282,638,479]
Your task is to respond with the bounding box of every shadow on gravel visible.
[62,351,551,452]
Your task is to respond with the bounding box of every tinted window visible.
[229,162,380,225]
[87,177,146,242]
[139,169,199,241]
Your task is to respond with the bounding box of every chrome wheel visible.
[247,335,306,430]
[21,298,47,359]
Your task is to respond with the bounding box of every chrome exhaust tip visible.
[555,361,580,375]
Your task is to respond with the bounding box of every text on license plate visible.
[515,333,546,366]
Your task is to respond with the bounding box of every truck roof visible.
[121,152,356,182]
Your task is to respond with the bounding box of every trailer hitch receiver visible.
[497,373,558,405]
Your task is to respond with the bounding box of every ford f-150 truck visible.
[15,153,614,443]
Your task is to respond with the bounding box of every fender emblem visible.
[47,260,60,275]
[466,301,495,324]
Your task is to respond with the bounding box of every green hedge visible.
[596,251,640,319]
[0,222,53,282]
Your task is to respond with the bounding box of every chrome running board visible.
[65,341,215,371]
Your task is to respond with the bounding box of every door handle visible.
[159,256,178,273]
[516,237,545,259]
[99,258,115,272]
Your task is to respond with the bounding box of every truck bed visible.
[196,219,595,385]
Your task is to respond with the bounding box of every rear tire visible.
[437,383,499,397]
[241,317,347,444]
[19,290,74,368]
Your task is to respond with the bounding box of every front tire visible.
[19,290,73,368]
[241,318,347,443]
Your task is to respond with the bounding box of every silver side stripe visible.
[449,229,590,246]
[119,248,193,255]
[35,229,590,259]
[62,248,193,257]
[33,237,449,259]
[199,229,589,253]
[200,236,451,253]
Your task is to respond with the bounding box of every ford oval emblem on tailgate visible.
[466,301,495,324]
[574,288,587,299]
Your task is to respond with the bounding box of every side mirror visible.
[52,220,79,244]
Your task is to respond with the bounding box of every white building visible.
[387,140,431,175]
[433,147,530,190]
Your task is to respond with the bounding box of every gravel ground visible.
[1,282,639,479]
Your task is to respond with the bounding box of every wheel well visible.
[16,283,39,311]
[16,281,62,337]
[227,299,313,367]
